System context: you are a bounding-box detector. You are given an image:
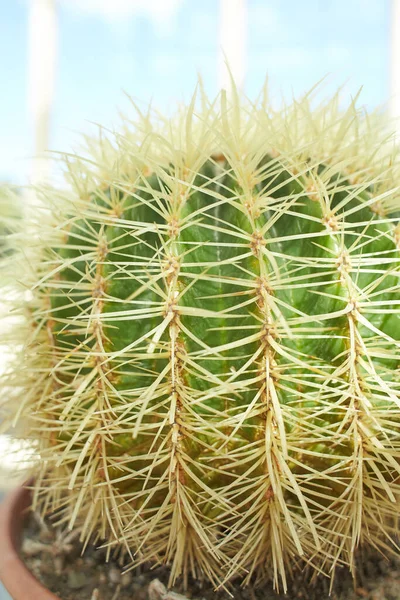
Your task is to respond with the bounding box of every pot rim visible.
[0,482,60,600]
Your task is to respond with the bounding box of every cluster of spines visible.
[1,83,400,592]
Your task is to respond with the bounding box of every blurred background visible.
[0,0,397,189]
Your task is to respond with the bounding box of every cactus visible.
[0,186,20,258]
[2,83,400,592]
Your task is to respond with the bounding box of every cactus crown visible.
[2,82,400,592]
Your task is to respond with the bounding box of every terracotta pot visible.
[0,483,59,600]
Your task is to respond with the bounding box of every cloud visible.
[59,0,183,31]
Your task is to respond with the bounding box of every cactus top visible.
[3,83,400,591]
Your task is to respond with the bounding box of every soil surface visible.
[20,511,400,600]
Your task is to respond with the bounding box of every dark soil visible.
[20,511,400,600]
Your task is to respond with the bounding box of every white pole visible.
[27,0,57,196]
[218,0,247,93]
[390,0,400,131]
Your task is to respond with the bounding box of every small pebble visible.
[164,592,190,600]
[54,555,64,575]
[67,570,88,590]
[21,538,44,557]
[148,579,167,600]
[108,566,121,584]
[121,571,133,588]
[98,572,108,585]
[148,579,190,600]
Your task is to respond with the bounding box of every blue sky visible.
[0,0,390,184]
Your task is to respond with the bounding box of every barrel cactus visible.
[2,83,400,592]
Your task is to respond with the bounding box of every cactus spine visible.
[2,84,400,591]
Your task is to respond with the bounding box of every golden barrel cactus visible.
[2,83,400,591]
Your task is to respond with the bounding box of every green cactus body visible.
[3,86,400,590]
